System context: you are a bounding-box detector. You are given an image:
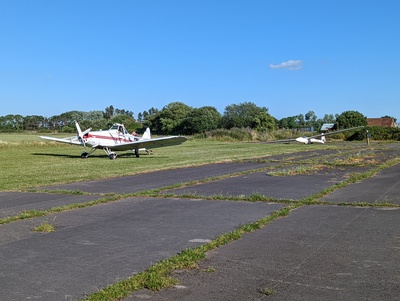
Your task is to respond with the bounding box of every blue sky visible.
[1,0,399,120]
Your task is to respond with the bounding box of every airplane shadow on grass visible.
[32,152,166,159]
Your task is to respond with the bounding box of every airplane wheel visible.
[81,152,89,159]
[109,153,117,160]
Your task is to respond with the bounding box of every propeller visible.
[75,120,91,149]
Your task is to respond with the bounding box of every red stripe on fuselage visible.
[86,132,134,143]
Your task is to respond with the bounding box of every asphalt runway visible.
[127,206,400,301]
[0,198,285,301]
[321,163,400,205]
[37,161,271,194]
[0,143,399,300]
[164,167,353,200]
[35,148,374,195]
[0,192,100,219]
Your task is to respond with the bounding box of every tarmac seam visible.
[375,180,400,203]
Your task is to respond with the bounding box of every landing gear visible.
[80,148,96,159]
[102,147,118,160]
[108,152,117,160]
[135,149,140,158]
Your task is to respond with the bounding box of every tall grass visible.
[195,127,306,141]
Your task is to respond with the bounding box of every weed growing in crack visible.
[34,222,56,233]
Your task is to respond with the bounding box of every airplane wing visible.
[39,136,83,146]
[108,136,188,151]
[261,138,296,144]
[307,126,365,139]
[263,126,365,144]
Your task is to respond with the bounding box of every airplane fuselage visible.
[295,137,325,144]
[83,130,139,148]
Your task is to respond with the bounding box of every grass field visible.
[0,133,324,191]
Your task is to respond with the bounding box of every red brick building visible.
[367,118,395,127]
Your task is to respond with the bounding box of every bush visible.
[331,132,346,140]
[368,127,400,141]
[347,126,400,141]
[196,128,254,141]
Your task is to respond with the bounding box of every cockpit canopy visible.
[109,123,129,135]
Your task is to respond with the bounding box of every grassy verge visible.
[0,195,121,225]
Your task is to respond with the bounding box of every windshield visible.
[110,124,128,134]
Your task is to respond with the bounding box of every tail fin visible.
[141,128,151,140]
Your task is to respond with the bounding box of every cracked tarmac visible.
[0,143,399,300]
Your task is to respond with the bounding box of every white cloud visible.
[269,60,303,70]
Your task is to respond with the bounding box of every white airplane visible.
[295,134,326,144]
[39,121,187,160]
[269,126,364,144]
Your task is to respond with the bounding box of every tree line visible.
[0,106,136,133]
[0,102,397,138]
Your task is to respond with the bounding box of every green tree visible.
[322,114,336,123]
[220,102,275,130]
[182,106,221,134]
[336,110,367,129]
[103,106,134,120]
[296,114,305,127]
[315,118,323,130]
[45,110,105,131]
[86,110,105,121]
[305,111,317,125]
[254,110,277,130]
[108,114,138,132]
[137,112,144,122]
[278,116,298,129]
[0,114,24,131]
[304,111,323,130]
[115,108,134,117]
[139,107,159,123]
[23,115,47,131]
[145,102,192,134]
[103,105,115,119]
